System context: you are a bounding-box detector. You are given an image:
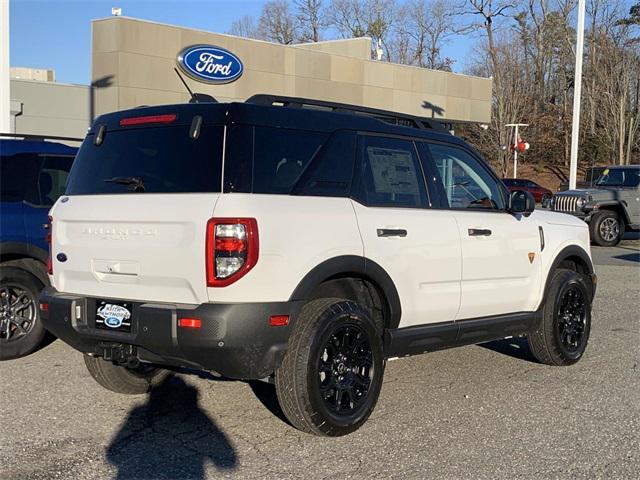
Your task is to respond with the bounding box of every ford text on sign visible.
[177,45,244,84]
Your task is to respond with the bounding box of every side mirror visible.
[509,190,535,217]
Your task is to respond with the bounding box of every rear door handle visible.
[468,228,492,237]
[377,228,407,238]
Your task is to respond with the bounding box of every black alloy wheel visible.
[527,268,592,366]
[556,285,588,354]
[275,298,385,436]
[316,323,374,414]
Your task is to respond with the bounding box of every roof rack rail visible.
[245,94,448,132]
[0,132,84,142]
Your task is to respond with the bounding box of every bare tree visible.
[295,0,326,42]
[404,0,456,69]
[329,0,397,59]
[228,15,259,39]
[258,0,298,44]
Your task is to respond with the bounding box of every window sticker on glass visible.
[367,147,419,195]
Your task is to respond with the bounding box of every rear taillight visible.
[206,218,259,287]
[46,215,53,275]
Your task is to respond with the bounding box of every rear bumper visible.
[40,287,303,380]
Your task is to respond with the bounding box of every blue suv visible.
[1,136,77,359]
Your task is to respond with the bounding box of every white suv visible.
[41,96,596,436]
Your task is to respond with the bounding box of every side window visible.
[426,144,505,210]
[39,155,74,206]
[353,135,428,208]
[252,127,328,194]
[0,153,41,203]
[293,130,356,197]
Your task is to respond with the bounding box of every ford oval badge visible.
[177,45,243,84]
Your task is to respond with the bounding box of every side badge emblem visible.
[528,252,535,264]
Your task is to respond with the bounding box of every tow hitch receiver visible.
[97,342,138,365]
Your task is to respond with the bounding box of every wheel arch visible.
[289,255,402,330]
[592,202,631,226]
[544,245,595,301]
[0,242,49,286]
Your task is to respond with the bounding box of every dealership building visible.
[7,16,492,140]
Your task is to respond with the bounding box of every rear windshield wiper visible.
[104,176,145,192]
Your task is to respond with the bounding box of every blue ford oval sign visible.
[177,45,243,84]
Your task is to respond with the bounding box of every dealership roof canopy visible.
[92,17,492,124]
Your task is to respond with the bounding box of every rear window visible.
[66,125,223,195]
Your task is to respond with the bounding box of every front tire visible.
[275,298,385,436]
[528,269,592,366]
[84,354,171,394]
[590,210,624,246]
[0,267,47,360]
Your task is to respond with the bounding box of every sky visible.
[8,0,472,85]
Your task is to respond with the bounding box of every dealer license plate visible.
[95,300,133,332]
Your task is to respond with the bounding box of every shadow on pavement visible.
[479,337,538,363]
[106,376,237,480]
[248,381,290,425]
[613,252,640,263]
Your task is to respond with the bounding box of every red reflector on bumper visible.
[39,302,49,312]
[269,315,289,327]
[178,318,201,329]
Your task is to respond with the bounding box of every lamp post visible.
[505,123,529,178]
[569,0,586,190]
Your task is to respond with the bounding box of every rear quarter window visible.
[224,126,328,194]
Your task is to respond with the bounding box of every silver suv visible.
[552,166,640,246]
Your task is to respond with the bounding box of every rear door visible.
[421,142,541,319]
[351,134,461,328]
[51,114,225,305]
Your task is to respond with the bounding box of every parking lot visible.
[1,239,638,480]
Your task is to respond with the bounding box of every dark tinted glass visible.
[224,125,253,193]
[252,127,328,194]
[39,156,74,206]
[1,153,41,203]
[595,168,640,187]
[1,153,73,204]
[354,136,428,208]
[66,125,223,195]
[293,131,356,197]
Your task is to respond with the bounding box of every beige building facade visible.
[9,79,89,139]
[92,17,492,124]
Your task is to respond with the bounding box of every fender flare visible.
[592,201,631,224]
[543,244,595,302]
[0,242,48,264]
[289,255,402,329]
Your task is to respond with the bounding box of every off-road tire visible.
[84,354,172,394]
[589,210,624,247]
[0,266,47,360]
[528,269,592,366]
[275,298,384,436]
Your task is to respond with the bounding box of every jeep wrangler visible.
[552,165,640,246]
[41,96,596,436]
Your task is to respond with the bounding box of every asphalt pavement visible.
[1,242,639,480]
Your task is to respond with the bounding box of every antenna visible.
[174,68,196,103]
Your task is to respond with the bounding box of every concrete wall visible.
[92,17,492,123]
[10,79,89,138]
